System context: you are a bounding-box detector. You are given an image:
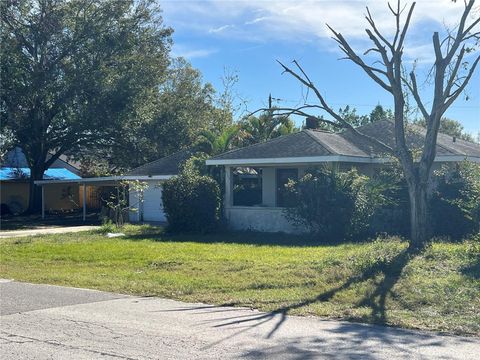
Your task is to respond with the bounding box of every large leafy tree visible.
[98,58,221,170]
[0,0,172,211]
[78,58,236,172]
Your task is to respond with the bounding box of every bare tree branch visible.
[396,2,416,51]
[327,25,393,91]
[443,54,480,110]
[365,7,394,51]
[444,45,467,97]
[276,60,394,154]
[405,72,430,120]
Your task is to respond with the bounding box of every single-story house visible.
[33,149,191,222]
[1,147,82,214]
[206,120,480,233]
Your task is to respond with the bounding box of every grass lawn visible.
[1,225,479,336]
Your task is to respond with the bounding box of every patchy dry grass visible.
[1,225,478,336]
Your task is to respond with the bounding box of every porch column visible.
[224,166,232,209]
[82,184,86,221]
[41,185,45,219]
[262,167,276,207]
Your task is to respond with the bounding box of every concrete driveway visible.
[0,225,99,238]
[0,280,478,359]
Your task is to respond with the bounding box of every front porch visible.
[222,165,306,233]
[219,163,375,233]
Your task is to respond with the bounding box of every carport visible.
[34,175,171,221]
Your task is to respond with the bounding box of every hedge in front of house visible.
[283,162,480,242]
[283,166,386,242]
[364,162,480,240]
[162,171,220,233]
[430,162,480,240]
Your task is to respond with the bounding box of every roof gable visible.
[128,149,192,176]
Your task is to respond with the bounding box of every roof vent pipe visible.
[452,136,456,143]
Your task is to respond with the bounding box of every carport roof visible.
[34,175,173,186]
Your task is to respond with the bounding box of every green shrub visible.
[284,167,386,242]
[98,219,116,234]
[430,162,480,240]
[368,165,410,237]
[162,170,220,233]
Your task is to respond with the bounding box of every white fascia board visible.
[435,155,480,163]
[206,155,385,166]
[206,154,480,166]
[34,175,174,185]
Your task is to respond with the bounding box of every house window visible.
[276,168,298,207]
[233,167,262,206]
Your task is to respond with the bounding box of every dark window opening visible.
[233,167,262,206]
[276,168,298,207]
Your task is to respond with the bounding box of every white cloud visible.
[245,16,268,25]
[171,44,217,59]
[162,0,477,47]
[208,24,235,33]
[404,43,437,64]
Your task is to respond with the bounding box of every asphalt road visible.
[0,280,478,359]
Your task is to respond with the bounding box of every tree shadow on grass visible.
[122,228,377,248]
[207,247,413,337]
[157,247,426,354]
[460,254,480,279]
[155,247,474,359]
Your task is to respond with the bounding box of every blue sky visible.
[161,0,480,135]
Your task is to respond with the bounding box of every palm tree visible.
[195,125,241,155]
[240,112,297,146]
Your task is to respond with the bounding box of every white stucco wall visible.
[225,206,305,234]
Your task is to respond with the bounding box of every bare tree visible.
[261,0,479,248]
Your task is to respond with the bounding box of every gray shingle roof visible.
[307,130,369,157]
[128,149,192,176]
[343,120,480,157]
[210,131,332,160]
[209,120,480,162]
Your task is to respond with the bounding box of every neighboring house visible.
[1,147,82,214]
[2,147,81,175]
[33,149,191,222]
[206,120,480,233]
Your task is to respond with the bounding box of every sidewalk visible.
[0,225,99,238]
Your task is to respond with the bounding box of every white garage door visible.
[142,181,166,222]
